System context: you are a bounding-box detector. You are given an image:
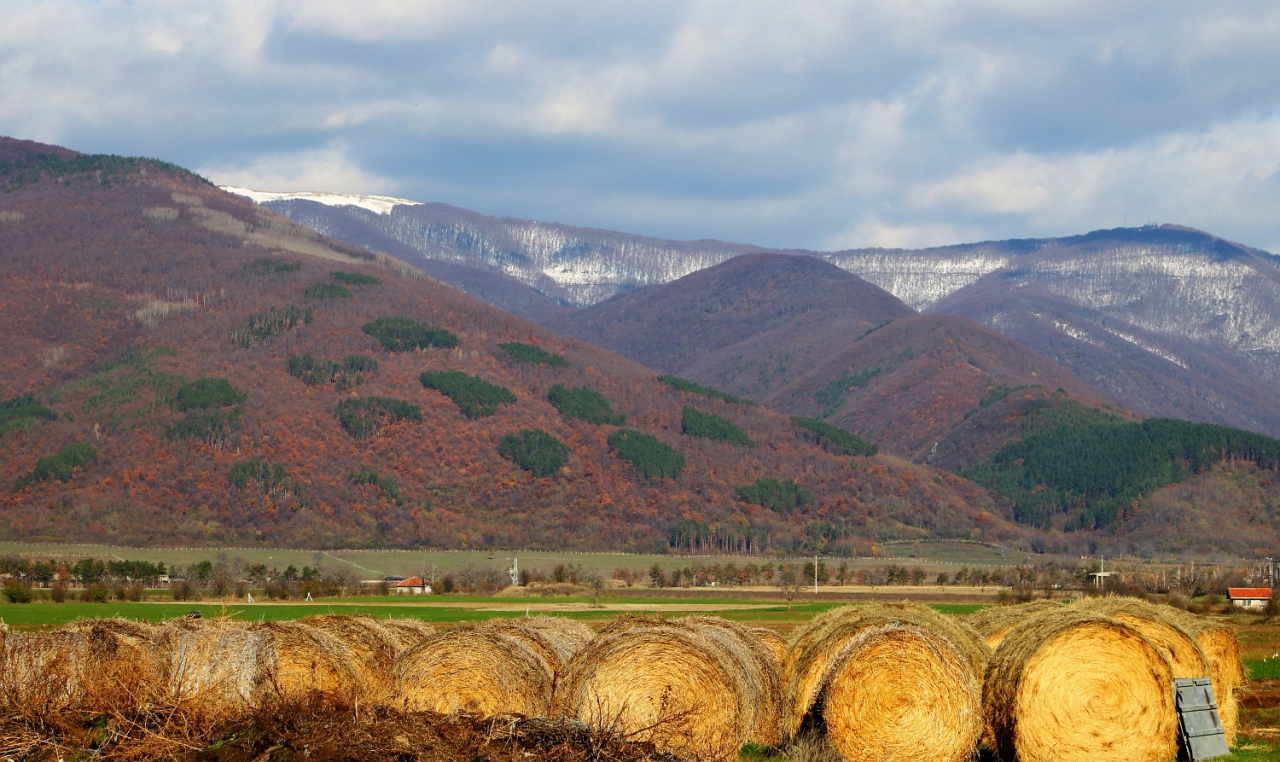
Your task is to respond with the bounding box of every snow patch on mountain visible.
[220,186,420,215]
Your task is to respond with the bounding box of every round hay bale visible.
[152,617,260,722]
[61,618,160,712]
[1068,597,1209,679]
[392,624,554,716]
[485,615,595,672]
[248,621,364,706]
[0,630,85,716]
[821,624,983,762]
[299,614,401,697]
[1160,607,1245,746]
[966,600,1064,649]
[380,617,436,650]
[554,618,752,761]
[680,616,783,747]
[783,602,989,741]
[985,611,1177,762]
[752,627,787,670]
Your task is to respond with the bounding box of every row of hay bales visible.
[773,596,1242,762]
[0,598,1244,762]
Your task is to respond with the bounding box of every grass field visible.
[0,596,986,631]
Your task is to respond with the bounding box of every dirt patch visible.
[1241,679,1280,709]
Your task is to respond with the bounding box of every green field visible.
[0,596,985,629]
[1246,657,1280,681]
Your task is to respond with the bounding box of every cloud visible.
[199,144,401,196]
[2,1,1280,251]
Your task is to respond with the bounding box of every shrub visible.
[499,429,569,477]
[791,416,879,456]
[303,282,352,299]
[335,396,422,438]
[164,410,242,444]
[50,580,68,603]
[0,393,58,436]
[657,375,756,405]
[331,271,381,285]
[499,342,570,367]
[607,429,685,479]
[735,478,811,514]
[421,371,516,418]
[174,377,245,411]
[351,466,404,505]
[245,257,300,274]
[231,305,311,347]
[2,578,31,604]
[12,441,98,492]
[548,384,625,425]
[363,316,458,352]
[681,406,754,446]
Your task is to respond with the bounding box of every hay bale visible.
[966,600,1064,649]
[679,616,784,747]
[64,618,160,712]
[247,621,364,706]
[752,627,787,670]
[300,614,401,697]
[1160,607,1245,746]
[783,602,989,742]
[0,630,85,716]
[152,617,260,722]
[391,623,555,716]
[821,624,983,762]
[380,617,436,650]
[485,615,595,672]
[1068,597,1210,679]
[985,611,1178,762]
[554,617,753,760]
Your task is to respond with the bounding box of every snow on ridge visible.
[219,186,421,216]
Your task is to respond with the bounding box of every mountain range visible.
[241,190,1280,442]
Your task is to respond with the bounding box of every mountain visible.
[0,137,1009,554]
[544,253,1118,467]
[545,253,914,398]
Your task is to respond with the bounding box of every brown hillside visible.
[763,315,1121,465]
[545,253,914,399]
[0,138,1012,552]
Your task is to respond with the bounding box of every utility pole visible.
[508,557,520,587]
[814,555,819,595]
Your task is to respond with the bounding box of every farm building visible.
[1227,587,1272,609]
[395,576,430,595]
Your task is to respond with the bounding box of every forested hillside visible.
[0,137,1007,554]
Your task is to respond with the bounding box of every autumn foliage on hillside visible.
[0,139,1010,552]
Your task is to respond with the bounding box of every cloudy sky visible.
[4,1,1280,251]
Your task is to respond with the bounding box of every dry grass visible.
[966,600,1063,649]
[555,616,754,761]
[984,611,1177,762]
[391,622,555,717]
[486,615,596,672]
[782,602,988,742]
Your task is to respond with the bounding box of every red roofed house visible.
[1227,587,1272,610]
[395,576,429,595]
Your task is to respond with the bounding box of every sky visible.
[4,1,1280,252]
